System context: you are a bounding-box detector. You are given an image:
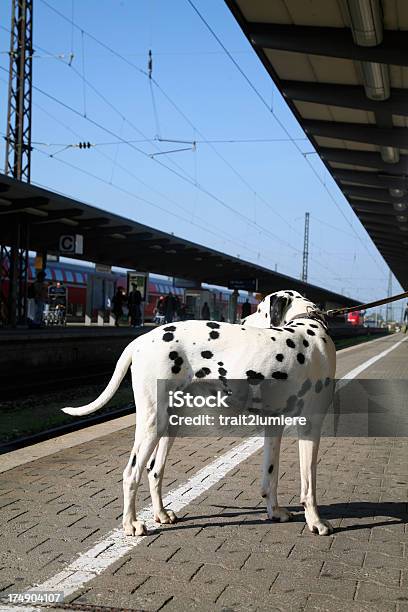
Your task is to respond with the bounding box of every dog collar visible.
[287,312,328,332]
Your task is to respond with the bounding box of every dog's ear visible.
[269,295,290,326]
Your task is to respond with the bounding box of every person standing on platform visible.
[33,270,48,327]
[201,301,210,320]
[403,302,408,333]
[241,298,252,319]
[164,292,176,324]
[128,283,142,327]
[112,287,125,327]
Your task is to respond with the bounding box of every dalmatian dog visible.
[63,290,335,537]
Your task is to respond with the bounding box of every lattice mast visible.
[1,0,33,326]
[301,212,310,283]
[386,269,393,322]
[5,0,33,181]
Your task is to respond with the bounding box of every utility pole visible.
[1,0,33,326]
[301,212,310,283]
[386,269,393,323]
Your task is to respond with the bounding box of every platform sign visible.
[59,234,83,255]
[228,278,258,292]
[127,271,148,301]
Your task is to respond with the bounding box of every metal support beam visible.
[345,186,408,204]
[304,120,408,148]
[333,169,408,190]
[282,81,408,116]
[320,148,408,173]
[249,23,408,68]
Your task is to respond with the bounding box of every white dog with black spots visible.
[63,290,335,537]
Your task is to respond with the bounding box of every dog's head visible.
[243,290,320,328]
[269,290,321,326]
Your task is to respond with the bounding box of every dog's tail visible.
[62,341,135,417]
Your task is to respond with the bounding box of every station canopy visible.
[0,172,357,306]
[226,0,408,290]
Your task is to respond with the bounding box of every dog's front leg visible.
[298,419,333,535]
[262,424,292,522]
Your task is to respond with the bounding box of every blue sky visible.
[0,0,405,318]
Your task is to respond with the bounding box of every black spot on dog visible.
[218,361,224,366]
[286,338,296,348]
[175,357,183,366]
[268,464,274,474]
[298,379,312,396]
[196,367,211,378]
[297,353,305,364]
[265,313,268,318]
[286,291,294,297]
[131,455,136,468]
[169,351,178,360]
[209,331,219,340]
[201,350,213,359]
[272,371,288,380]
[303,339,309,347]
[322,337,327,343]
[276,353,284,362]
[310,324,318,329]
[241,327,246,330]
[206,322,220,329]
[261,493,267,498]
[307,329,315,336]
[164,326,176,332]
[219,376,228,386]
[271,336,276,341]
[147,458,155,472]
[246,370,265,385]
[172,365,181,374]
[257,308,261,313]
[271,327,283,331]
[153,472,158,479]
[315,380,323,393]
[218,367,227,376]
[296,322,305,326]
[324,377,331,386]
[285,327,295,333]
[163,332,174,342]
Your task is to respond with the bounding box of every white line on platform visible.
[3,334,407,610]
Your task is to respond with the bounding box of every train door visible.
[86,273,115,323]
[185,289,213,320]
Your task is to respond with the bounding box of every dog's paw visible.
[132,520,148,536]
[267,505,293,522]
[306,518,333,536]
[154,509,178,524]
[123,520,148,536]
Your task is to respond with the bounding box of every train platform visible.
[0,333,407,611]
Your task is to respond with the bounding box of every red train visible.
[1,258,259,322]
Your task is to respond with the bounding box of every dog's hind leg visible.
[262,424,292,522]
[147,435,177,525]
[298,416,333,536]
[122,428,159,536]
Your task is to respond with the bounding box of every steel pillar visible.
[3,0,33,326]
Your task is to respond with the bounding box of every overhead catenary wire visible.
[185,0,384,275]
[5,4,367,288]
